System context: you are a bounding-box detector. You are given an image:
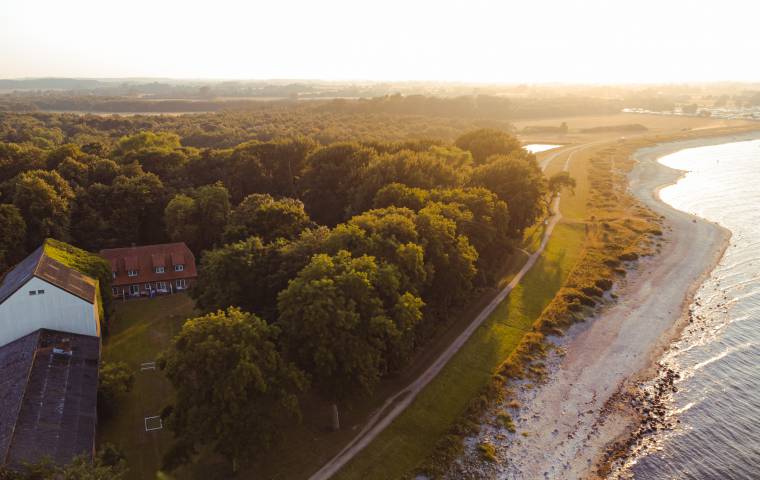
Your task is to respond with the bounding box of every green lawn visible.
[333,221,587,480]
[98,294,196,480]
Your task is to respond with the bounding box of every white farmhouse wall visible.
[0,277,99,347]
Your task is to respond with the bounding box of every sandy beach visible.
[451,131,760,479]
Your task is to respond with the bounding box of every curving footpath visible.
[309,143,593,480]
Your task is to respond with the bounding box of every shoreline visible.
[596,130,760,476]
[451,129,760,479]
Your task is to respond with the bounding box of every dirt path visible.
[309,143,593,480]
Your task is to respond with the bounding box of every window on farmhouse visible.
[128,270,138,277]
[174,264,184,272]
[155,266,165,274]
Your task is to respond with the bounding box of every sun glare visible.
[1,0,758,82]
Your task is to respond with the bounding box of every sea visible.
[523,143,562,154]
[624,139,760,479]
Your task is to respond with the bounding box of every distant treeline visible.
[0,109,503,148]
[579,124,647,133]
[0,92,671,120]
[0,96,290,113]
[318,94,624,120]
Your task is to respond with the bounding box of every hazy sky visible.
[1,0,758,83]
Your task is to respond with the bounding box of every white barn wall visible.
[0,277,99,347]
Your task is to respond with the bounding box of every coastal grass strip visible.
[332,220,587,480]
[424,139,664,478]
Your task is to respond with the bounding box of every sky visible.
[1,0,759,83]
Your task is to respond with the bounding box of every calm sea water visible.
[626,140,760,479]
[523,143,562,153]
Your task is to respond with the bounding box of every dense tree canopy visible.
[165,183,231,253]
[454,128,524,164]
[300,142,374,225]
[160,307,307,470]
[277,251,423,401]
[470,153,547,234]
[12,169,74,249]
[0,111,563,454]
[0,203,26,272]
[223,193,313,244]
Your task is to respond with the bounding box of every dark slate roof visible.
[1,330,100,468]
[0,246,44,305]
[0,246,96,305]
[0,331,40,463]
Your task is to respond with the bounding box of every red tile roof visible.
[99,243,197,287]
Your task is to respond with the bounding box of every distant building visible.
[100,242,197,298]
[0,242,101,469]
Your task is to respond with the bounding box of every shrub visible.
[595,278,614,291]
[496,410,516,433]
[98,361,134,419]
[618,252,639,261]
[478,442,497,462]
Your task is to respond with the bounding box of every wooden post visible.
[331,403,340,431]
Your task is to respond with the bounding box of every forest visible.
[0,109,570,474]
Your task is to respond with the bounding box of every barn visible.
[0,240,102,469]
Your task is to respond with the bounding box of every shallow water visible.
[523,143,561,153]
[625,140,760,479]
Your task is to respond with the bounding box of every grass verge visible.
[97,294,196,480]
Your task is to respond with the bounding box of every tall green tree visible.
[97,361,134,419]
[277,251,423,409]
[0,142,46,181]
[470,153,547,235]
[228,137,317,199]
[415,204,478,312]
[122,147,190,183]
[324,207,427,294]
[454,128,524,164]
[164,183,230,253]
[160,307,306,472]
[113,131,181,156]
[108,172,167,245]
[12,169,74,248]
[223,193,313,244]
[300,143,374,225]
[351,149,468,213]
[191,228,330,320]
[0,204,26,272]
[164,194,197,248]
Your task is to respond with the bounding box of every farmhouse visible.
[100,242,197,298]
[0,241,102,469]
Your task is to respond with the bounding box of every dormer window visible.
[155,266,165,274]
[128,269,138,277]
[112,271,117,279]
[174,264,184,272]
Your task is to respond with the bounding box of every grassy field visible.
[333,220,587,480]
[98,294,196,480]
